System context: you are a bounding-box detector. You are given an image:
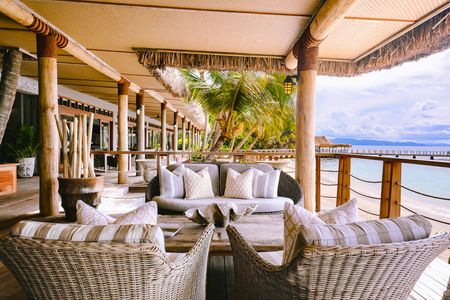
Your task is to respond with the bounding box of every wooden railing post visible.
[315,156,321,212]
[336,156,351,206]
[380,161,402,218]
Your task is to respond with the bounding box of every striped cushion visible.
[283,200,358,263]
[160,165,185,198]
[11,221,166,252]
[252,169,280,198]
[285,215,431,263]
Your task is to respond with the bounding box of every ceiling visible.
[0,0,448,123]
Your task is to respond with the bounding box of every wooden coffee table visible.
[159,214,284,255]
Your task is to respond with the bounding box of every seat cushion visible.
[285,215,432,263]
[11,220,165,252]
[168,163,220,196]
[152,196,293,213]
[220,163,273,195]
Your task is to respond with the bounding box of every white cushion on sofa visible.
[184,168,215,200]
[168,163,220,196]
[152,196,294,213]
[224,169,254,199]
[160,166,185,198]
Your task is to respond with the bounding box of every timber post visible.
[173,111,178,151]
[160,102,167,151]
[315,156,321,212]
[117,80,129,184]
[187,121,191,150]
[136,91,145,176]
[336,156,351,205]
[380,161,402,218]
[181,117,186,159]
[37,34,60,216]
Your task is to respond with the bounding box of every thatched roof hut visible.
[315,136,351,148]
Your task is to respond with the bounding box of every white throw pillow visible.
[283,199,359,263]
[224,169,254,199]
[159,165,185,198]
[184,168,215,200]
[77,200,158,226]
[252,168,281,198]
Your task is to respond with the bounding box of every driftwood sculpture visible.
[54,113,96,179]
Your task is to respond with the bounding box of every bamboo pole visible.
[173,111,178,151]
[181,117,186,152]
[87,113,95,177]
[77,114,83,177]
[72,117,78,178]
[37,34,59,216]
[82,114,89,178]
[62,119,69,178]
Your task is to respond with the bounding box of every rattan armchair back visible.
[227,225,450,300]
[0,224,214,300]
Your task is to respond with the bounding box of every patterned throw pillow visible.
[224,169,254,199]
[76,201,158,226]
[159,165,185,198]
[184,168,215,200]
[285,215,432,263]
[11,220,166,252]
[283,199,358,263]
[252,168,281,198]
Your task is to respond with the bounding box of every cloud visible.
[315,49,450,144]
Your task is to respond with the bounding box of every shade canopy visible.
[0,0,449,122]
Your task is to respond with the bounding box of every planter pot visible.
[17,157,35,178]
[58,176,104,222]
[136,159,157,183]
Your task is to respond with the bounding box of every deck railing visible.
[91,150,450,225]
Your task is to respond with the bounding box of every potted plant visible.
[8,125,39,178]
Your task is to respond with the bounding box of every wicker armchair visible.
[226,225,450,300]
[0,224,214,300]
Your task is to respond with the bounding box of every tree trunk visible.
[229,134,236,152]
[247,137,259,150]
[233,128,256,152]
[209,123,222,151]
[201,112,209,151]
[205,135,226,161]
[0,49,22,145]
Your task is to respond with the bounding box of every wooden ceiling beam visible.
[285,0,361,69]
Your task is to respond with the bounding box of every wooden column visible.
[173,111,178,151]
[187,121,192,150]
[380,161,402,218]
[295,35,319,212]
[336,156,351,206]
[37,34,59,216]
[136,91,145,176]
[118,81,129,184]
[160,102,167,151]
[182,117,186,152]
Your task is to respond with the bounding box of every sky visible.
[315,49,450,144]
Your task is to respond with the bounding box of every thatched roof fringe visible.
[355,8,450,75]
[135,8,449,77]
[136,49,293,73]
[149,67,187,98]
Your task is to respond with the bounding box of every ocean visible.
[283,146,450,233]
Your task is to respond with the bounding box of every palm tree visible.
[181,71,273,153]
[0,49,22,145]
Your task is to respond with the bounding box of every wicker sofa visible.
[0,224,214,300]
[226,225,450,300]
[146,162,303,214]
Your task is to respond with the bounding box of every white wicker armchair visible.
[226,225,450,300]
[0,224,214,300]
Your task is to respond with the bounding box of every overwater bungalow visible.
[0,0,449,299]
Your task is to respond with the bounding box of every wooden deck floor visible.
[0,176,448,299]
